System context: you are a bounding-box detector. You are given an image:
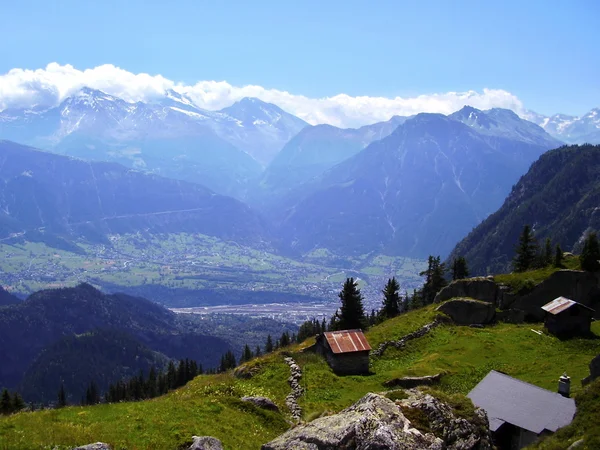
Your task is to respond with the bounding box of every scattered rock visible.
[187,436,224,450]
[262,391,493,450]
[283,356,303,421]
[241,396,279,412]
[582,353,600,386]
[437,298,496,325]
[373,318,445,357]
[233,364,262,379]
[434,278,500,305]
[384,373,442,389]
[567,438,585,449]
[496,308,525,324]
[72,444,112,450]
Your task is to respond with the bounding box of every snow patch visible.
[169,106,206,119]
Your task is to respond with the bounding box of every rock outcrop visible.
[187,436,224,450]
[513,270,600,321]
[436,299,496,325]
[582,354,600,386]
[434,278,500,305]
[384,374,442,389]
[373,318,446,357]
[73,444,112,450]
[241,396,280,412]
[284,356,303,421]
[262,391,492,450]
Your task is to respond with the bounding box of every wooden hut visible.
[541,297,595,337]
[315,329,371,375]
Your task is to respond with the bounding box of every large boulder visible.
[72,444,112,450]
[512,270,600,321]
[262,392,492,450]
[436,299,496,325]
[583,354,600,386]
[434,277,500,305]
[241,396,280,412]
[187,436,224,450]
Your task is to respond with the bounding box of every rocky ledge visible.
[262,390,492,450]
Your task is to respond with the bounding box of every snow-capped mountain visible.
[524,107,600,144]
[0,87,307,197]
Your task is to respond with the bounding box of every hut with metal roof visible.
[541,296,595,337]
[315,329,371,375]
[468,370,576,449]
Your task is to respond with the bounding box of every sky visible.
[0,0,598,126]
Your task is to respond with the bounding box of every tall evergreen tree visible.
[57,383,67,408]
[335,277,367,330]
[279,332,291,347]
[513,225,538,272]
[451,256,470,280]
[265,334,274,353]
[581,231,600,272]
[544,238,553,267]
[11,392,24,412]
[241,344,253,363]
[147,366,158,399]
[166,361,177,390]
[255,345,261,357]
[0,389,11,414]
[554,244,564,268]
[381,277,401,318]
[420,256,447,305]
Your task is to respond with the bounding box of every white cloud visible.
[0,63,526,128]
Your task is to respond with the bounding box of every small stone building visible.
[315,329,371,375]
[468,370,576,450]
[541,296,595,337]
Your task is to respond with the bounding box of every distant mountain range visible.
[448,144,600,275]
[271,107,561,258]
[0,88,306,198]
[0,140,269,249]
[525,108,600,144]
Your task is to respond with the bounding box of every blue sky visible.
[0,0,598,118]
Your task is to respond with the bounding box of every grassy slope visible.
[1,302,599,450]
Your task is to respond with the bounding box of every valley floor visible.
[1,305,599,449]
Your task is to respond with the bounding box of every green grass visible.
[1,304,599,449]
[494,255,581,294]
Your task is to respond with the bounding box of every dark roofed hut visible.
[541,296,595,338]
[468,370,576,449]
[315,329,371,375]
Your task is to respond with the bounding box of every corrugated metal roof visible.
[468,370,576,434]
[323,329,371,354]
[541,296,595,315]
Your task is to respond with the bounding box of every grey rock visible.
[496,309,525,324]
[263,391,492,450]
[513,270,599,321]
[582,353,600,386]
[72,444,112,450]
[187,436,224,450]
[567,438,585,449]
[241,396,280,412]
[384,374,442,389]
[437,299,496,325]
[434,278,500,305]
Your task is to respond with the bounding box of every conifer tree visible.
[166,361,177,390]
[381,277,400,318]
[544,238,553,267]
[420,256,447,305]
[57,383,67,408]
[147,366,158,398]
[554,244,564,268]
[0,389,11,414]
[279,331,291,347]
[265,334,274,353]
[335,278,367,330]
[513,225,538,272]
[11,392,24,412]
[451,257,470,280]
[241,344,253,362]
[255,345,261,357]
[580,232,600,272]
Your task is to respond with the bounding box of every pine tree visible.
[544,238,553,267]
[381,277,400,318]
[265,334,274,353]
[255,345,261,357]
[11,392,24,412]
[279,331,291,347]
[451,256,470,280]
[513,225,538,272]
[420,256,447,305]
[166,361,177,390]
[580,232,600,272]
[554,244,564,268]
[334,278,367,330]
[241,344,253,362]
[57,383,67,408]
[0,389,11,414]
[85,381,100,405]
[147,366,158,398]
